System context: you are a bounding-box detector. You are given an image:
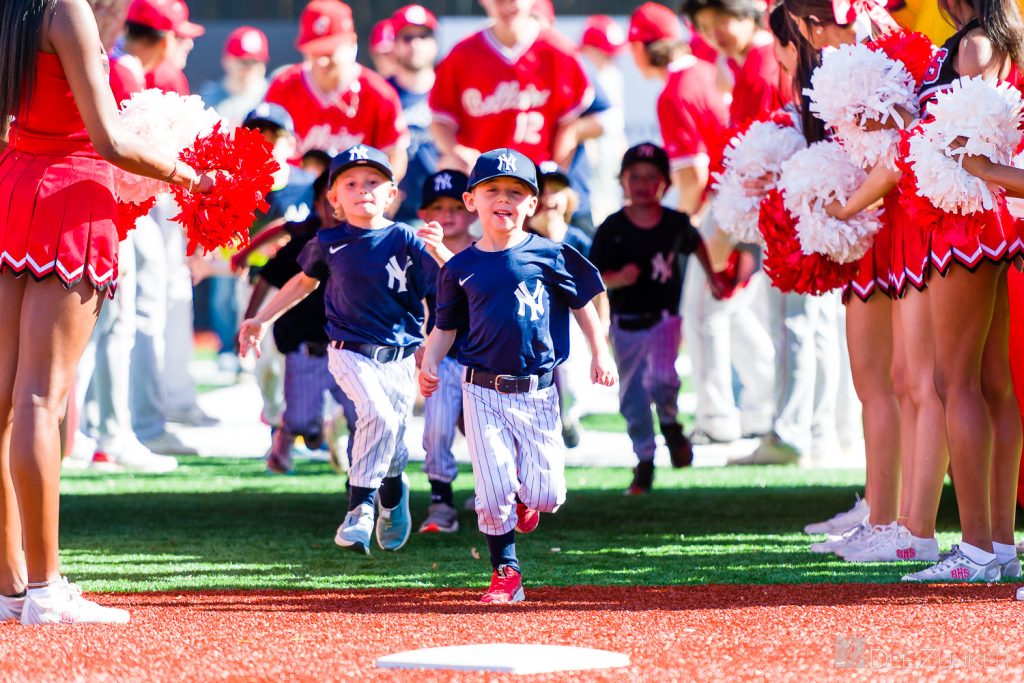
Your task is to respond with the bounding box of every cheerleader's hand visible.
[948,136,994,179]
[741,172,773,197]
[238,318,267,359]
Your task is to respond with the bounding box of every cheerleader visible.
[0,0,212,623]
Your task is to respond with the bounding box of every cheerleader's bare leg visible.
[846,295,901,525]
[897,287,948,539]
[891,304,915,524]
[0,275,28,596]
[9,278,101,583]
[929,262,1000,551]
[980,268,1021,547]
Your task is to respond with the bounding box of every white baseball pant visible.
[422,355,463,484]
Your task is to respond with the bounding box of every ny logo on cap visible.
[497,152,518,174]
[434,173,453,191]
[313,15,332,36]
[515,281,545,321]
[638,144,656,158]
[349,145,369,161]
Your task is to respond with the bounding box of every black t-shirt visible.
[589,208,701,317]
[259,217,329,354]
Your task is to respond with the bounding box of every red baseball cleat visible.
[514,502,539,533]
[480,565,525,604]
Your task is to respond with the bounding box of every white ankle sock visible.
[911,535,937,548]
[992,541,1018,564]
[26,583,61,602]
[960,541,997,565]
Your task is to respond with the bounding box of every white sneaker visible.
[93,438,178,474]
[902,545,1001,583]
[809,521,872,554]
[0,594,24,622]
[63,432,98,471]
[728,434,800,466]
[844,524,940,563]
[20,578,129,625]
[834,523,889,558]
[1000,556,1022,579]
[334,503,374,555]
[803,495,869,535]
[141,431,199,456]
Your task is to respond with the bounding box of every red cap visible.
[224,26,269,62]
[628,2,682,44]
[390,5,439,35]
[296,0,355,56]
[369,18,395,53]
[531,0,556,24]
[170,0,204,39]
[126,0,177,32]
[581,15,626,55]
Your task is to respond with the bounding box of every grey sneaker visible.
[335,503,374,555]
[809,521,871,555]
[729,433,800,466]
[902,545,1001,583]
[419,502,460,534]
[376,474,411,551]
[1000,556,1022,579]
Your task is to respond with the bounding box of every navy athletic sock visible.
[429,479,455,507]
[348,485,376,511]
[485,530,519,573]
[378,475,404,509]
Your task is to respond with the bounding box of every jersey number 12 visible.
[514,111,545,145]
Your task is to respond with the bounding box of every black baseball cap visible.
[420,169,469,209]
[467,148,539,194]
[243,103,295,135]
[329,144,394,184]
[537,160,571,191]
[620,142,671,183]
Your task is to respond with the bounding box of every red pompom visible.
[114,197,157,241]
[866,29,937,88]
[170,124,279,255]
[759,189,859,295]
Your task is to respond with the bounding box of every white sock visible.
[959,541,997,565]
[912,535,937,548]
[26,583,61,602]
[992,541,1018,564]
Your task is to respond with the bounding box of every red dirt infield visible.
[1,584,1021,681]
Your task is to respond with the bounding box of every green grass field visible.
[58,457,1003,593]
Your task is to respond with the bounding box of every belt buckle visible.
[373,346,398,363]
[495,374,517,394]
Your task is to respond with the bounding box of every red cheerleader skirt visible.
[0,143,118,296]
[885,189,932,296]
[929,204,1023,275]
[846,212,893,303]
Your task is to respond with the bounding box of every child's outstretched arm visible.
[238,272,320,358]
[572,302,617,387]
[418,327,458,397]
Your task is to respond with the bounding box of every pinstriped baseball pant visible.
[611,315,682,462]
[422,356,463,484]
[326,348,416,489]
[462,382,567,536]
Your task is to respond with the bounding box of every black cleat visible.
[662,423,694,468]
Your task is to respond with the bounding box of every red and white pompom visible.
[113,89,223,205]
[906,76,1024,215]
[777,141,882,263]
[170,124,279,255]
[712,120,806,244]
[805,43,919,170]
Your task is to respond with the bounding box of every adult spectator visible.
[369,17,398,79]
[145,0,202,95]
[197,27,270,127]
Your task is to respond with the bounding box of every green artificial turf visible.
[57,457,1014,593]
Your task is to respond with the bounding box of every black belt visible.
[329,340,416,363]
[299,341,328,357]
[614,310,673,331]
[465,368,555,394]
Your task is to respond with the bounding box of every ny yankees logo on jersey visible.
[497,152,518,174]
[514,281,545,321]
[651,252,673,284]
[386,255,412,292]
[349,145,370,161]
[434,173,453,192]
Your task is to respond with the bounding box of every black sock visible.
[348,485,376,511]
[429,479,454,507]
[378,475,404,509]
[3,590,26,599]
[485,530,519,573]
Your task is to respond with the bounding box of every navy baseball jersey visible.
[298,222,438,347]
[426,294,467,360]
[434,234,604,376]
[589,208,701,316]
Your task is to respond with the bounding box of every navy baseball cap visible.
[620,142,671,183]
[467,148,539,194]
[329,144,394,184]
[420,169,469,209]
[537,161,571,191]
[243,103,295,135]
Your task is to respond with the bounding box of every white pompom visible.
[805,44,918,170]
[113,89,224,204]
[711,121,806,244]
[907,76,1024,215]
[777,141,882,263]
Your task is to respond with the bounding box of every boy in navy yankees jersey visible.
[419,148,617,604]
[239,145,450,555]
[590,143,720,494]
[418,169,473,534]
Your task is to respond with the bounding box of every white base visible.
[376,643,630,674]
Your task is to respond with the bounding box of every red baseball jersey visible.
[729,39,790,128]
[657,56,730,173]
[109,53,145,106]
[146,59,190,96]
[265,64,409,157]
[430,28,594,163]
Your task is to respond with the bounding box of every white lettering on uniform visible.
[514,281,545,321]
[462,81,551,117]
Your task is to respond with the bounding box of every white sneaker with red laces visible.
[20,578,129,625]
[480,565,525,604]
